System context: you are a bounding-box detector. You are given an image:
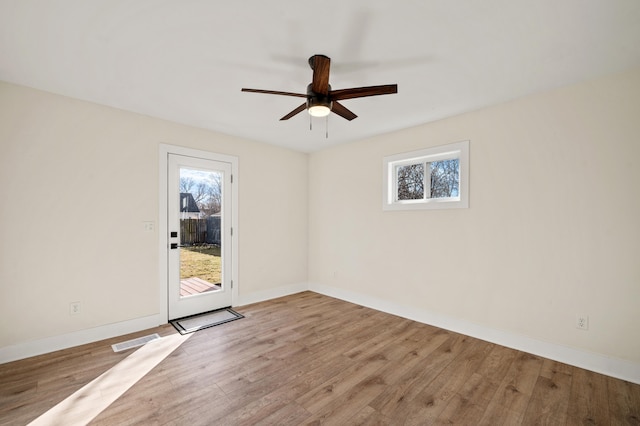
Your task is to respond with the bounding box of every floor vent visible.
[111,333,161,353]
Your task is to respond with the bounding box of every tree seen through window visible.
[397,163,424,200]
[429,159,459,198]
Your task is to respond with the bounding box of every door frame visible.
[159,144,239,324]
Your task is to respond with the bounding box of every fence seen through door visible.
[180,217,221,246]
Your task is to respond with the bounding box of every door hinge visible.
[231,227,233,236]
[231,280,234,288]
[230,174,233,184]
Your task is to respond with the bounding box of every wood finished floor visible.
[1,291,639,425]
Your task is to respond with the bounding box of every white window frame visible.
[383,140,469,211]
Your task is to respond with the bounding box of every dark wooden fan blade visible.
[331,101,358,121]
[241,88,307,98]
[280,103,307,120]
[330,84,397,101]
[310,55,331,95]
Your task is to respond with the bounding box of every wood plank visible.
[348,405,393,426]
[566,367,610,425]
[252,402,311,426]
[404,339,494,424]
[303,373,389,425]
[521,364,572,425]
[478,351,544,425]
[368,332,465,419]
[607,375,640,425]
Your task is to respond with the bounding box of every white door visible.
[167,153,233,320]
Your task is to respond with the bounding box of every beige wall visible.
[0,82,308,348]
[1,68,639,369]
[308,68,640,364]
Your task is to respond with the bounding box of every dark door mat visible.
[170,307,244,335]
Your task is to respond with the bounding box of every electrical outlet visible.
[576,314,589,330]
[143,221,155,232]
[70,302,81,315]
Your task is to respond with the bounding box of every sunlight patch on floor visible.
[28,333,191,425]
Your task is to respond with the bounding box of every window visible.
[383,140,469,210]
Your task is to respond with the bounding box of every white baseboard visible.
[0,314,164,364]
[309,282,640,385]
[236,282,308,307]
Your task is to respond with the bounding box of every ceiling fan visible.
[241,54,397,121]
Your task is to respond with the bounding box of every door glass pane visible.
[178,167,223,298]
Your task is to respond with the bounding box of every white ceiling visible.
[1,1,640,152]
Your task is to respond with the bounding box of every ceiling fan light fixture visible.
[308,104,331,117]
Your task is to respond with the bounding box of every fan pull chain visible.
[325,115,329,139]
[307,116,329,138]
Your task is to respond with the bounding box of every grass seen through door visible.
[180,245,221,284]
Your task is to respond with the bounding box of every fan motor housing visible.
[306,84,332,111]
